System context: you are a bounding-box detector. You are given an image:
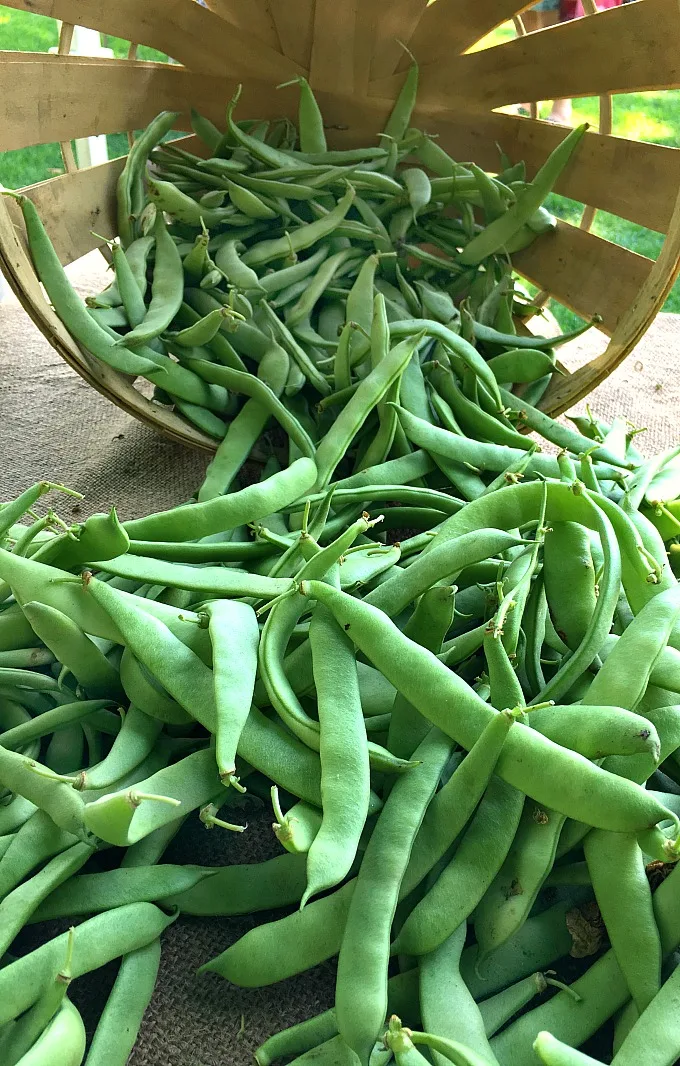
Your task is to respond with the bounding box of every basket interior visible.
[2,0,680,440]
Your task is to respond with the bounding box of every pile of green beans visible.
[4,58,680,1066]
[1,415,680,1064]
[5,68,596,499]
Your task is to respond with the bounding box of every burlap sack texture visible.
[1,254,679,1064]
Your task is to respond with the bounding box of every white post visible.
[49,25,115,169]
[70,27,115,168]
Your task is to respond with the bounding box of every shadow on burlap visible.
[1,260,679,1063]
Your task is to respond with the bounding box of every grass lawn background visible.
[2,4,679,328]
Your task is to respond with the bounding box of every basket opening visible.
[0,142,66,189]
[0,4,58,52]
[95,34,170,64]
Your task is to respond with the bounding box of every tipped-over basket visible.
[2,0,680,450]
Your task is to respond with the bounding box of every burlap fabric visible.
[1,254,679,1064]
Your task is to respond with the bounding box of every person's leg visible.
[520,7,559,34]
[547,97,572,123]
[518,7,560,114]
[546,0,577,123]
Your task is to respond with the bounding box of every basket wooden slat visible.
[368,0,427,82]
[513,222,650,334]
[6,158,121,265]
[0,0,302,81]
[266,0,315,69]
[2,0,680,438]
[309,0,357,94]
[374,0,680,109]
[0,162,216,452]
[201,0,282,53]
[423,110,680,234]
[543,179,680,411]
[393,0,534,74]
[353,0,381,95]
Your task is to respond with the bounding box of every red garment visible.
[561,0,621,16]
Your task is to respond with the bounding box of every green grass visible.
[0,4,169,189]
[2,6,679,323]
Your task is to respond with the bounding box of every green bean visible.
[22,601,124,701]
[419,923,499,1066]
[122,457,316,541]
[206,599,259,781]
[88,552,293,600]
[382,59,419,145]
[500,387,631,469]
[336,729,452,1065]
[214,238,263,290]
[117,111,179,246]
[479,973,548,1037]
[314,332,424,489]
[13,997,85,1066]
[31,865,216,922]
[303,601,370,904]
[473,798,567,964]
[487,348,557,384]
[584,828,661,1014]
[83,749,213,846]
[186,357,317,458]
[259,517,413,772]
[0,902,176,1026]
[119,649,191,726]
[199,878,356,986]
[429,365,531,450]
[459,124,587,265]
[82,705,164,790]
[117,214,183,348]
[164,852,307,915]
[402,168,431,221]
[284,76,327,153]
[527,703,659,760]
[109,240,146,327]
[121,813,187,869]
[190,108,222,152]
[36,507,130,570]
[0,794,38,835]
[393,769,523,957]
[92,574,325,802]
[85,938,161,1066]
[217,86,305,168]
[127,538,273,564]
[258,245,331,294]
[0,841,92,957]
[532,1032,604,1065]
[286,249,356,328]
[409,1029,495,1066]
[242,186,355,269]
[0,926,74,1065]
[259,300,332,395]
[473,316,600,351]
[0,647,54,669]
[272,792,322,853]
[364,529,525,619]
[394,406,621,482]
[299,581,676,831]
[224,170,317,201]
[0,745,87,838]
[0,698,114,752]
[255,969,418,1066]
[200,355,288,501]
[0,808,75,898]
[3,194,157,377]
[611,963,680,1066]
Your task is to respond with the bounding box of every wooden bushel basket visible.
[2,0,680,451]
